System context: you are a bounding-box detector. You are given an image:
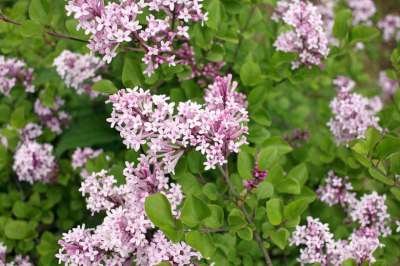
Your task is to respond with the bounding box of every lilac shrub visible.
[0,55,34,96]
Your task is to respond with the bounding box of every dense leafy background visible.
[0,0,400,265]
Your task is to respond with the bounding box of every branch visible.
[219,166,273,266]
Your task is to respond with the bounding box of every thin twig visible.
[218,166,273,266]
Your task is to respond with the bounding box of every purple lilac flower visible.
[107,74,248,171]
[6,255,34,266]
[317,0,338,46]
[20,123,43,142]
[13,141,58,184]
[34,98,70,135]
[53,50,104,98]
[328,76,382,144]
[58,156,199,265]
[244,165,268,191]
[346,0,376,26]
[71,147,103,170]
[0,55,34,96]
[378,15,400,42]
[379,71,398,97]
[0,242,6,264]
[65,0,208,76]
[273,0,330,68]
[317,171,357,209]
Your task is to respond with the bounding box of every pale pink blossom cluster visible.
[12,141,58,184]
[273,0,330,68]
[0,55,34,96]
[294,173,394,265]
[71,147,103,170]
[328,76,382,144]
[396,221,400,233]
[346,0,376,25]
[317,171,357,209]
[378,15,400,42]
[65,0,208,76]
[20,123,43,142]
[316,0,338,46]
[1,243,33,265]
[57,155,200,266]
[379,71,398,96]
[107,74,248,170]
[34,98,70,135]
[53,50,104,98]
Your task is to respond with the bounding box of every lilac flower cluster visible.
[1,243,33,265]
[244,165,268,191]
[273,0,329,68]
[57,155,200,265]
[71,147,103,170]
[20,123,43,142]
[12,141,58,184]
[53,50,104,98]
[294,175,392,264]
[328,76,382,144]
[0,55,34,96]
[316,0,338,46]
[107,74,248,170]
[317,171,357,209]
[378,15,400,42]
[66,0,207,76]
[293,172,393,265]
[379,71,398,97]
[34,97,70,135]
[346,0,376,25]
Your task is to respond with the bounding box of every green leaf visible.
[180,195,211,227]
[92,79,118,94]
[237,227,253,241]
[237,150,253,180]
[19,20,43,38]
[350,26,380,43]
[266,198,282,225]
[276,178,300,195]
[4,220,33,240]
[283,198,311,220]
[240,59,262,86]
[186,231,216,257]
[122,57,144,87]
[202,183,219,201]
[12,201,35,219]
[390,187,400,202]
[10,106,25,129]
[204,204,224,228]
[287,163,308,187]
[368,168,394,186]
[29,0,49,25]
[187,150,204,174]
[207,0,221,30]
[255,181,274,200]
[258,144,292,170]
[0,104,11,123]
[333,9,352,40]
[228,209,247,231]
[144,193,176,229]
[269,228,289,249]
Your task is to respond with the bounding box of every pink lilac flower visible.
[379,71,398,96]
[350,192,391,237]
[290,217,336,265]
[273,0,330,68]
[244,165,268,191]
[136,231,201,266]
[107,74,248,170]
[346,0,376,25]
[0,242,6,264]
[65,0,209,76]
[6,255,34,266]
[317,0,338,46]
[0,55,34,96]
[34,98,70,135]
[396,221,400,233]
[20,123,42,141]
[328,76,382,144]
[13,141,58,184]
[71,147,103,170]
[378,15,400,42]
[53,50,104,98]
[59,157,199,265]
[317,171,357,209]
